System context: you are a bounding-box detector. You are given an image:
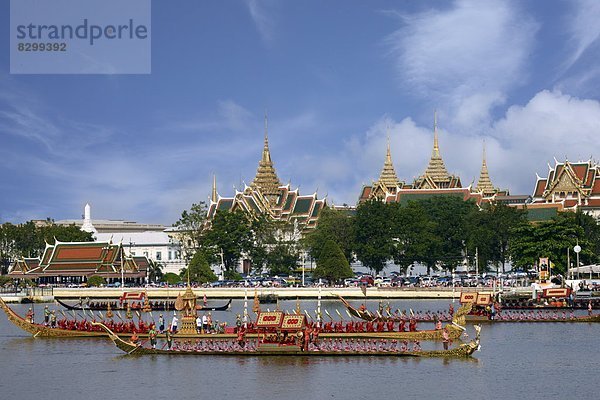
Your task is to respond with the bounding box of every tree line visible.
[306,196,600,277]
[175,196,600,283]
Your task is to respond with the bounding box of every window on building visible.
[156,251,162,260]
[131,251,136,256]
[143,251,148,257]
[168,251,173,260]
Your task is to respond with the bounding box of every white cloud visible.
[386,0,538,130]
[245,0,278,44]
[302,90,600,206]
[562,0,600,73]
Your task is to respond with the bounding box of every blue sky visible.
[1,0,600,225]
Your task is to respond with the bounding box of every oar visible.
[324,309,334,321]
[98,311,104,320]
[304,310,312,320]
[335,309,344,321]
[345,309,356,321]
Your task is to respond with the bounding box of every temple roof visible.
[377,135,401,188]
[475,142,497,196]
[250,116,282,200]
[10,241,149,277]
[421,113,450,181]
[414,113,461,189]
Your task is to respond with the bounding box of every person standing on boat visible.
[202,313,208,333]
[196,315,202,333]
[170,313,178,333]
[158,314,165,333]
[165,329,173,350]
[149,325,157,349]
[442,328,450,350]
[50,311,57,328]
[588,300,593,316]
[43,306,50,326]
[26,307,34,323]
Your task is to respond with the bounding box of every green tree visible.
[390,201,440,275]
[87,275,106,287]
[267,242,299,276]
[163,272,181,285]
[303,207,355,264]
[180,251,217,283]
[354,200,394,274]
[509,211,594,274]
[148,260,164,283]
[204,210,252,273]
[313,240,353,284]
[173,202,209,261]
[247,215,276,273]
[421,196,476,274]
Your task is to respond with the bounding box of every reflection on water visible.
[1,301,598,400]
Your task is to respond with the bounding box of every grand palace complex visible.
[8,117,600,282]
[210,116,600,228]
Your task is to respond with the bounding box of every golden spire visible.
[420,111,450,183]
[250,113,282,199]
[376,125,401,188]
[476,141,496,195]
[211,174,218,203]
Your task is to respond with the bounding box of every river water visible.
[1,299,598,400]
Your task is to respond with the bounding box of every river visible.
[1,299,598,400]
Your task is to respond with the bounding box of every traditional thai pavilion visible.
[207,118,326,232]
[529,158,600,220]
[9,240,150,285]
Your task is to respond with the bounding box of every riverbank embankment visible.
[0,286,533,303]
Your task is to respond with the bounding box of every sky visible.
[1,0,600,225]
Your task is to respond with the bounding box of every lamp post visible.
[219,249,225,281]
[301,253,305,287]
[574,243,581,281]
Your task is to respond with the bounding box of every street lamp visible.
[574,243,581,280]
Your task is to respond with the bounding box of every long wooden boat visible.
[339,295,600,324]
[93,322,480,358]
[465,313,600,323]
[55,298,232,312]
[0,298,464,340]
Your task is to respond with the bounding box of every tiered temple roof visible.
[531,159,600,216]
[359,133,406,202]
[207,121,325,232]
[9,241,149,279]
[473,142,508,199]
[249,116,282,203]
[413,114,461,189]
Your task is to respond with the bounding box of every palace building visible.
[529,159,600,220]
[207,118,326,232]
[9,240,150,285]
[360,116,488,205]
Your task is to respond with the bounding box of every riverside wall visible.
[46,286,532,300]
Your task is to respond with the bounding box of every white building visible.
[56,204,186,276]
[95,231,185,275]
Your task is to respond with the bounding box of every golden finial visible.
[433,110,439,156]
[211,174,218,203]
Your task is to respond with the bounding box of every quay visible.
[1,286,533,303]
